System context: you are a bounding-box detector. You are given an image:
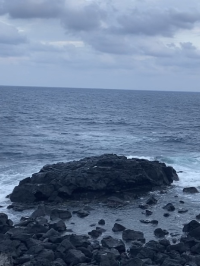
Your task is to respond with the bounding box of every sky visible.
[0,0,200,91]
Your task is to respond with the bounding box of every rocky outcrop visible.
[0,207,200,266]
[9,154,178,204]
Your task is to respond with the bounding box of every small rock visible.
[196,214,200,220]
[140,220,158,225]
[112,223,126,232]
[96,226,106,233]
[180,200,184,204]
[90,223,96,227]
[98,219,105,225]
[163,203,175,211]
[164,213,170,217]
[172,238,177,243]
[145,210,153,216]
[139,204,149,210]
[88,229,102,238]
[83,206,94,211]
[76,210,90,218]
[146,195,157,205]
[154,228,169,238]
[178,208,188,214]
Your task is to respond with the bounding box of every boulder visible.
[69,234,90,248]
[122,258,143,266]
[0,213,13,234]
[50,209,72,221]
[112,223,126,232]
[189,227,200,240]
[64,249,88,265]
[101,236,125,253]
[9,154,178,203]
[96,251,119,266]
[57,239,74,254]
[183,187,199,193]
[183,220,200,233]
[30,204,49,219]
[49,220,66,232]
[122,229,145,242]
[129,241,143,257]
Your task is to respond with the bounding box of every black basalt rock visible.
[0,213,13,234]
[112,223,126,232]
[154,228,169,238]
[183,187,199,193]
[163,203,175,212]
[9,154,178,203]
[122,229,145,243]
[101,236,125,253]
[50,209,72,221]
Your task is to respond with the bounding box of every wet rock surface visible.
[9,154,178,204]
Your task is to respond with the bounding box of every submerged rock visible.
[9,154,178,204]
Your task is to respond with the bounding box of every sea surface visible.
[0,86,200,229]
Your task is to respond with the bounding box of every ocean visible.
[1,86,200,226]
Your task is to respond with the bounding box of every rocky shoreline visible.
[2,194,200,266]
[1,154,200,266]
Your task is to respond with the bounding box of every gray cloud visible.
[0,22,27,44]
[114,8,200,37]
[61,4,106,32]
[0,0,64,18]
[0,43,26,57]
[85,32,137,55]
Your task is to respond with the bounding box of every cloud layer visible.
[0,0,200,90]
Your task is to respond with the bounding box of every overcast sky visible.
[0,0,200,91]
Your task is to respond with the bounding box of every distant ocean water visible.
[1,86,200,219]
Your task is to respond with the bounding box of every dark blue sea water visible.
[1,86,200,221]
